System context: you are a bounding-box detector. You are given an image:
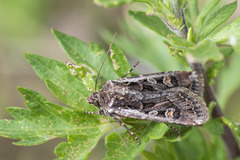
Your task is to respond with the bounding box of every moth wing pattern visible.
[115,71,204,96]
[108,87,208,126]
[86,70,209,144]
[87,71,208,126]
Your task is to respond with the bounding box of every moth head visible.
[86,92,100,107]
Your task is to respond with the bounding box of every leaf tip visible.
[24,53,36,61]
[17,86,26,93]
[128,10,134,14]
[51,28,60,37]
[24,52,31,58]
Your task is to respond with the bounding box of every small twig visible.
[217,44,232,47]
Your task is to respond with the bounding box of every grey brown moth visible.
[86,70,209,144]
[85,35,209,144]
[87,71,208,125]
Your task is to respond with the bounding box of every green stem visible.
[169,0,188,38]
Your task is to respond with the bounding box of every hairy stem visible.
[169,1,240,159]
[169,0,188,38]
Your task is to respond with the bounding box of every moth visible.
[88,70,207,120]
[85,36,209,144]
[86,70,209,144]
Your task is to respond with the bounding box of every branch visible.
[169,1,240,159]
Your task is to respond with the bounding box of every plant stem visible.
[189,62,240,159]
[169,0,188,38]
[169,0,240,159]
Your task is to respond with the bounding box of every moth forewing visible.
[86,70,209,144]
[114,71,204,97]
[108,87,208,126]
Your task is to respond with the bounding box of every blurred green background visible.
[0,0,240,160]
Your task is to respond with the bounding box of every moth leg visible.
[110,115,141,145]
[121,61,139,78]
[84,111,101,115]
[165,124,180,135]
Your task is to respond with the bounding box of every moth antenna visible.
[102,114,127,147]
[111,115,141,145]
[95,32,117,91]
[100,76,105,86]
[121,61,140,78]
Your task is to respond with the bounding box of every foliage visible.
[142,128,226,160]
[1,0,240,159]
[222,117,240,137]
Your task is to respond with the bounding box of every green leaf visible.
[163,40,189,66]
[67,62,96,91]
[206,61,224,86]
[142,127,226,160]
[196,0,220,29]
[94,0,133,7]
[217,54,240,108]
[148,123,168,139]
[174,128,226,160]
[0,87,105,159]
[219,46,234,58]
[206,46,233,85]
[173,128,207,160]
[209,10,240,43]
[142,141,178,160]
[187,0,198,23]
[209,16,240,54]
[128,10,173,38]
[101,21,189,72]
[104,122,168,160]
[204,119,224,135]
[208,101,217,116]
[104,125,147,160]
[164,125,192,141]
[168,34,194,47]
[110,43,131,77]
[25,53,95,111]
[141,150,162,160]
[198,1,237,41]
[221,117,240,137]
[55,133,106,160]
[185,39,223,63]
[52,29,119,80]
[208,136,227,160]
